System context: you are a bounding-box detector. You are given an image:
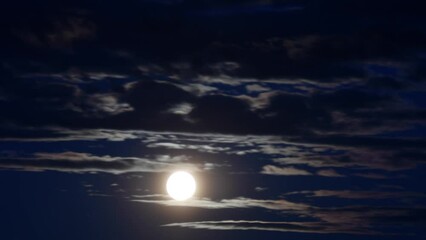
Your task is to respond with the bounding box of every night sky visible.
[1,0,426,239]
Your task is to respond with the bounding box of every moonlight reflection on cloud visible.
[167,171,196,201]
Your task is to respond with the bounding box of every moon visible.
[166,171,196,201]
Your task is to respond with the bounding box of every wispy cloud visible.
[133,195,310,211]
[286,190,425,200]
[163,206,426,236]
[0,152,201,174]
[261,165,312,176]
[316,169,345,177]
[163,219,374,235]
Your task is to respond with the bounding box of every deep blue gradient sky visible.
[0,0,426,239]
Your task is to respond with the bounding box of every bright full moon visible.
[166,171,196,201]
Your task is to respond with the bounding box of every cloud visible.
[288,190,425,200]
[0,152,200,174]
[133,195,310,211]
[163,220,371,235]
[147,142,230,153]
[1,65,424,169]
[167,102,194,115]
[352,173,390,179]
[261,165,312,176]
[0,127,141,142]
[316,169,344,177]
[15,17,96,48]
[255,187,267,192]
[163,207,426,236]
[83,94,133,116]
[1,126,422,175]
[1,68,423,139]
[245,84,270,93]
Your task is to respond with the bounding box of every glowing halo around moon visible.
[166,171,196,201]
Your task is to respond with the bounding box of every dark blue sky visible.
[0,0,426,239]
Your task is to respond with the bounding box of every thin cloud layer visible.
[0,152,201,174]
